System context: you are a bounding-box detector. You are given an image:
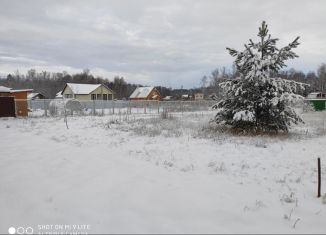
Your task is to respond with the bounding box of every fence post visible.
[92,100,96,115]
[63,101,69,129]
[29,99,33,112]
[323,111,325,134]
[318,158,321,198]
[43,99,47,116]
[112,100,115,115]
[101,99,104,116]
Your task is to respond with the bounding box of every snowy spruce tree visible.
[212,21,307,133]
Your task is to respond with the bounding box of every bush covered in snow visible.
[213,21,308,133]
[49,99,83,116]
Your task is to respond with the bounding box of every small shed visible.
[181,94,192,100]
[129,87,161,101]
[194,93,204,100]
[27,92,46,100]
[162,96,172,101]
[306,92,326,111]
[0,86,33,117]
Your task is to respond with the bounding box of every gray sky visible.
[0,0,325,88]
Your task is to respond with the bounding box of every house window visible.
[108,94,113,100]
[65,94,72,98]
[91,94,96,100]
[97,94,102,100]
[103,94,108,100]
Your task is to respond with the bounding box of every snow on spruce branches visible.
[212,21,307,132]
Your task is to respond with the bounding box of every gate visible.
[0,96,16,117]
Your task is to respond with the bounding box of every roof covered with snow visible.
[10,89,33,93]
[27,93,42,99]
[163,96,172,100]
[0,86,11,92]
[55,91,63,98]
[65,83,102,95]
[130,87,154,98]
[0,86,33,93]
[307,92,326,99]
[28,93,38,99]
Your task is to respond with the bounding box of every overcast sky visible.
[0,0,325,88]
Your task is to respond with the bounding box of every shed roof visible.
[0,86,32,93]
[65,83,102,95]
[309,92,323,95]
[307,92,326,98]
[10,89,33,93]
[0,86,11,92]
[130,87,154,98]
[28,92,43,99]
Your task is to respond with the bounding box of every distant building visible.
[61,83,114,100]
[27,92,46,100]
[307,92,326,99]
[129,87,161,101]
[306,92,326,111]
[181,94,192,100]
[162,95,172,101]
[0,86,33,117]
[194,93,204,100]
[55,91,63,99]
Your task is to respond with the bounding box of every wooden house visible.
[61,83,114,100]
[129,87,161,101]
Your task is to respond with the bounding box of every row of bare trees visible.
[1,64,325,100]
[0,69,201,100]
[0,69,140,99]
[200,64,326,98]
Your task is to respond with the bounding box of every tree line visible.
[0,68,201,99]
[0,69,141,99]
[0,64,326,99]
[200,64,326,98]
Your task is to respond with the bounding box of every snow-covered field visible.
[1,111,326,234]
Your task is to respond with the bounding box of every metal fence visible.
[15,99,217,117]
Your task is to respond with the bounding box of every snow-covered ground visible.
[0,111,326,234]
